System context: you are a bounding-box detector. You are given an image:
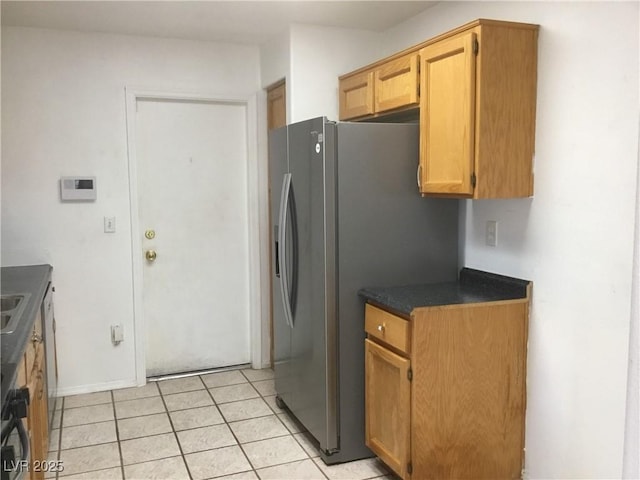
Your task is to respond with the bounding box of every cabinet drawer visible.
[365,304,410,354]
[374,53,419,114]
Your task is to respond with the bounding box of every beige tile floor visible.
[47,368,394,480]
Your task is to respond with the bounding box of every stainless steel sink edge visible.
[0,292,32,335]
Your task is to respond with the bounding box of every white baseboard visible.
[55,363,274,397]
[55,378,141,397]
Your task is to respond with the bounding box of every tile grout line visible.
[56,397,121,479]
[53,397,64,480]
[245,372,331,480]
[158,377,195,480]
[210,373,260,479]
[110,390,126,480]
[60,370,376,480]
[237,370,324,478]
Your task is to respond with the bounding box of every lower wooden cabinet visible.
[364,339,411,478]
[17,316,50,480]
[364,297,529,479]
[28,342,49,480]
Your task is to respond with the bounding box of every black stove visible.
[1,363,29,480]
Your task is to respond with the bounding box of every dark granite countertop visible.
[358,268,530,316]
[1,264,52,406]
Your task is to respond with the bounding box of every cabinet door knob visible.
[32,333,43,344]
[377,324,385,333]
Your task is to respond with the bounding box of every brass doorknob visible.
[145,250,157,261]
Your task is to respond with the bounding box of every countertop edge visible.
[1,264,53,406]
[358,268,531,316]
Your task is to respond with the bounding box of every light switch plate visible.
[111,324,123,345]
[104,216,116,233]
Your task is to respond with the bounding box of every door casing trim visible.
[125,87,262,385]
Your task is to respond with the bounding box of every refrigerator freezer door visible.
[270,126,294,411]
[284,117,338,454]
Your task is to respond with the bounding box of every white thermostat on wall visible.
[60,176,97,201]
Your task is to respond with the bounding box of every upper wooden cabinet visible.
[339,52,419,120]
[373,53,420,115]
[339,19,539,199]
[419,21,538,198]
[419,33,477,196]
[339,70,375,120]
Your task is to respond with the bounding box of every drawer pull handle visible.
[377,324,385,333]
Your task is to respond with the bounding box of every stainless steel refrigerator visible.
[269,117,458,464]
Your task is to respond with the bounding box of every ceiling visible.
[1,1,437,45]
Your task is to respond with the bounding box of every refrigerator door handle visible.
[278,173,294,329]
[274,226,280,278]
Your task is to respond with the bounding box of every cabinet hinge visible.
[407,368,413,382]
[407,462,413,475]
[473,38,479,55]
[471,173,477,188]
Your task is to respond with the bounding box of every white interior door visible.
[135,97,251,377]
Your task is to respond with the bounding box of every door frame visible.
[265,79,287,367]
[125,87,262,384]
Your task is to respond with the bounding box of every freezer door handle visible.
[274,226,280,278]
[278,173,294,328]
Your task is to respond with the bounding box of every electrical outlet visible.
[486,220,498,246]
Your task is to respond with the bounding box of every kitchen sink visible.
[1,295,23,311]
[0,293,31,334]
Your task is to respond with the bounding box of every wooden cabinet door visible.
[374,53,419,114]
[411,302,528,478]
[419,32,476,195]
[267,81,286,131]
[339,70,374,120]
[25,343,48,480]
[365,339,411,479]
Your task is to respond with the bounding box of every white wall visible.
[257,24,381,368]
[1,26,261,394]
[288,24,381,122]
[623,124,639,478]
[381,2,639,478]
[262,6,639,476]
[260,24,380,123]
[260,29,291,90]
[3,4,638,476]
